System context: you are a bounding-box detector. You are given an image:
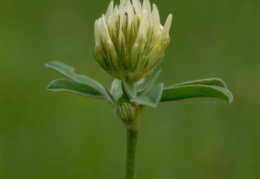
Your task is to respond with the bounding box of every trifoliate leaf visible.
[131,83,164,107]
[173,78,227,88]
[136,69,162,93]
[46,61,111,101]
[161,85,233,103]
[121,81,134,100]
[110,79,122,100]
[47,79,107,98]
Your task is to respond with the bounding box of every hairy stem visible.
[126,128,138,179]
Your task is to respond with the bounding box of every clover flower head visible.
[93,0,172,82]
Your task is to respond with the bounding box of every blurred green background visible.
[0,0,259,178]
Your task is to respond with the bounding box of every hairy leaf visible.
[47,79,106,98]
[110,79,122,100]
[173,78,227,88]
[161,85,233,103]
[121,81,134,100]
[136,69,162,92]
[45,61,108,97]
[131,83,164,107]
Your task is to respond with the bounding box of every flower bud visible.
[93,0,172,82]
[116,95,143,124]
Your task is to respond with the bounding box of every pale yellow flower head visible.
[93,0,172,82]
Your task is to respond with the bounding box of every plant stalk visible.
[126,127,138,179]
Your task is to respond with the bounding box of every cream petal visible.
[147,32,170,66]
[142,0,152,21]
[120,0,126,30]
[163,14,172,34]
[132,0,142,16]
[126,0,134,34]
[100,15,110,39]
[94,19,101,43]
[130,30,145,68]
[146,43,163,67]
[118,29,126,60]
[126,0,134,22]
[105,1,114,19]
[152,4,160,30]
[101,15,119,66]
[107,5,118,26]
[118,29,126,44]
[138,7,149,38]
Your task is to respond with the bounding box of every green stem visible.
[126,128,138,179]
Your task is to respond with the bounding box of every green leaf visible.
[173,78,227,88]
[121,81,135,100]
[110,79,122,100]
[131,83,164,107]
[47,79,106,98]
[161,85,233,103]
[45,61,108,97]
[136,69,162,92]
